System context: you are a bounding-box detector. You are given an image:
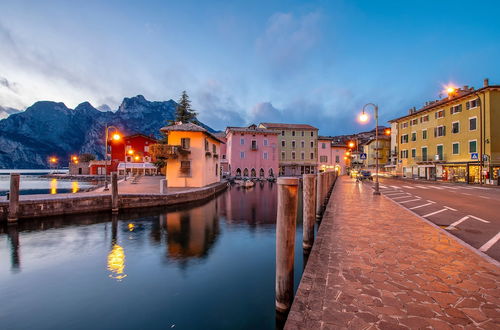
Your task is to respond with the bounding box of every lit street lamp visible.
[359,103,381,195]
[104,126,121,190]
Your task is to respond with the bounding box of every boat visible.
[243,180,255,188]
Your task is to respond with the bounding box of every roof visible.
[160,122,225,143]
[363,135,391,145]
[389,85,500,123]
[226,124,279,135]
[259,122,318,130]
[124,133,157,142]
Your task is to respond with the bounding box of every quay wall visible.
[0,181,228,221]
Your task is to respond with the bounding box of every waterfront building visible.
[213,133,229,177]
[258,123,318,176]
[317,137,348,174]
[388,79,500,184]
[69,161,90,175]
[362,135,391,171]
[225,124,279,179]
[159,122,223,188]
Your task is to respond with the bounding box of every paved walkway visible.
[286,177,500,329]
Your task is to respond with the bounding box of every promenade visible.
[286,177,500,329]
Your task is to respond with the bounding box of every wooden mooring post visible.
[111,172,119,213]
[302,174,316,250]
[275,177,299,313]
[315,172,323,219]
[7,173,20,223]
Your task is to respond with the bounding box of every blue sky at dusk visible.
[1,0,499,134]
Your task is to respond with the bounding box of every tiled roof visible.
[259,122,318,130]
[226,125,279,134]
[160,122,225,143]
[124,133,157,141]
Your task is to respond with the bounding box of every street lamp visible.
[359,103,381,195]
[125,149,135,181]
[104,126,121,190]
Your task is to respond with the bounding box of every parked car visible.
[359,170,373,181]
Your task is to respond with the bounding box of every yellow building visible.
[389,80,500,184]
[159,122,224,187]
[362,136,391,170]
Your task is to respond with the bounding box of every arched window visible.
[269,168,274,177]
[236,168,241,177]
[243,168,249,177]
[251,168,256,177]
[259,168,265,177]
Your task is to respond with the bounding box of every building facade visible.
[362,136,391,170]
[225,124,279,179]
[259,123,318,176]
[317,137,348,174]
[160,122,223,188]
[389,80,500,184]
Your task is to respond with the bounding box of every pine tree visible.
[174,91,197,123]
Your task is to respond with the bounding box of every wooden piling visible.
[160,179,168,194]
[302,174,316,250]
[7,173,20,223]
[111,172,119,213]
[315,173,323,219]
[275,177,299,313]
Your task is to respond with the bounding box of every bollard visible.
[160,179,168,194]
[275,177,299,313]
[111,172,119,213]
[302,174,316,250]
[316,173,323,219]
[8,173,20,223]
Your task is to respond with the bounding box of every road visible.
[365,177,500,261]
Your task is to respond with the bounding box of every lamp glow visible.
[112,133,121,141]
[359,113,369,122]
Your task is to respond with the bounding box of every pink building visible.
[317,137,348,175]
[213,133,229,177]
[225,124,279,179]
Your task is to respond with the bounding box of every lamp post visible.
[474,91,484,186]
[104,126,121,191]
[359,103,380,195]
[125,149,135,181]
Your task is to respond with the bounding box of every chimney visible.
[483,78,489,87]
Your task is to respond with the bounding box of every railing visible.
[413,155,445,162]
[251,145,258,151]
[149,144,190,159]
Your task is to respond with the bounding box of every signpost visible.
[360,153,367,160]
[471,153,478,160]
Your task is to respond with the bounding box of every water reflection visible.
[50,178,57,194]
[7,225,21,272]
[72,181,79,193]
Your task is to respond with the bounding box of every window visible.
[469,117,477,131]
[469,140,477,153]
[411,132,417,142]
[437,145,444,160]
[301,131,304,137]
[281,131,285,136]
[450,104,462,114]
[240,138,245,145]
[400,150,408,159]
[216,163,218,176]
[144,146,149,152]
[301,141,305,148]
[410,119,418,126]
[401,134,409,144]
[435,126,446,137]
[292,131,296,136]
[251,140,257,150]
[452,121,460,134]
[422,129,427,140]
[320,155,328,163]
[402,122,409,128]
[222,155,226,159]
[435,110,445,119]
[335,155,340,163]
[281,140,286,147]
[452,142,459,155]
[205,139,209,151]
[466,99,478,110]
[180,161,191,176]
[213,144,216,154]
[240,152,245,159]
[421,147,428,161]
[322,143,326,149]
[310,132,314,137]
[263,139,268,146]
[281,152,285,160]
[310,152,314,160]
[420,115,429,123]
[310,141,314,148]
[263,152,268,160]
[292,140,296,148]
[301,152,305,160]
[411,148,416,158]
[292,152,296,160]
[181,138,190,149]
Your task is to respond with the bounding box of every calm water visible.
[0,182,307,329]
[0,170,97,196]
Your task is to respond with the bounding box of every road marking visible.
[390,185,399,189]
[409,201,436,209]
[422,208,448,217]
[475,187,489,190]
[461,193,472,196]
[384,192,407,196]
[446,216,470,230]
[479,232,500,252]
[479,196,491,199]
[428,186,444,190]
[402,185,416,189]
[399,198,422,204]
[392,195,414,200]
[468,215,490,223]
[415,185,430,189]
[444,206,457,211]
[380,185,388,189]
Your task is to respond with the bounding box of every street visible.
[365,177,500,261]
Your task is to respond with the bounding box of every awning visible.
[418,165,436,168]
[117,162,157,169]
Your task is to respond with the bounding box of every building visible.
[225,124,279,179]
[388,79,500,184]
[159,122,224,188]
[362,136,391,170]
[259,123,318,176]
[317,137,349,174]
[68,161,90,175]
[213,132,229,177]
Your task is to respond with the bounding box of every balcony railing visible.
[413,155,445,162]
[149,144,190,159]
[251,145,258,151]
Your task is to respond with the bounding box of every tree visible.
[173,91,197,123]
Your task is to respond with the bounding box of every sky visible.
[1,0,500,134]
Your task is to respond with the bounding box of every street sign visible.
[471,153,478,160]
[360,153,367,160]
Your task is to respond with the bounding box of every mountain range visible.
[0,95,214,169]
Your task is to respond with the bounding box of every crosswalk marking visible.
[402,185,416,189]
[409,201,435,209]
[428,186,444,190]
[392,195,414,200]
[415,185,430,189]
[422,208,448,217]
[444,206,457,211]
[479,232,500,252]
[446,216,470,230]
[390,185,399,189]
[468,215,489,223]
[399,198,421,204]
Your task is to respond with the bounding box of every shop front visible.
[442,165,468,183]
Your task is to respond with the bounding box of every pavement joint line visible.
[446,216,470,230]
[479,231,500,252]
[468,215,490,223]
[422,208,448,218]
[382,192,500,267]
[409,202,435,209]
[444,206,458,211]
[398,198,422,204]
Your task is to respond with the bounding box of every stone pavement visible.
[285,176,500,330]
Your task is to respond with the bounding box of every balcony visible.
[414,155,445,163]
[251,145,258,151]
[149,144,190,159]
[213,153,219,159]
[205,151,212,157]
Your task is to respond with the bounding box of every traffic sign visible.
[360,153,367,160]
[471,153,478,160]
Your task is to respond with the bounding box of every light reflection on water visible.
[0,182,306,330]
[0,174,96,196]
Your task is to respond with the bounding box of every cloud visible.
[0,76,18,93]
[249,102,282,123]
[256,11,322,78]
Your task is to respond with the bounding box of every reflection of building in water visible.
[164,200,219,259]
[222,182,277,226]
